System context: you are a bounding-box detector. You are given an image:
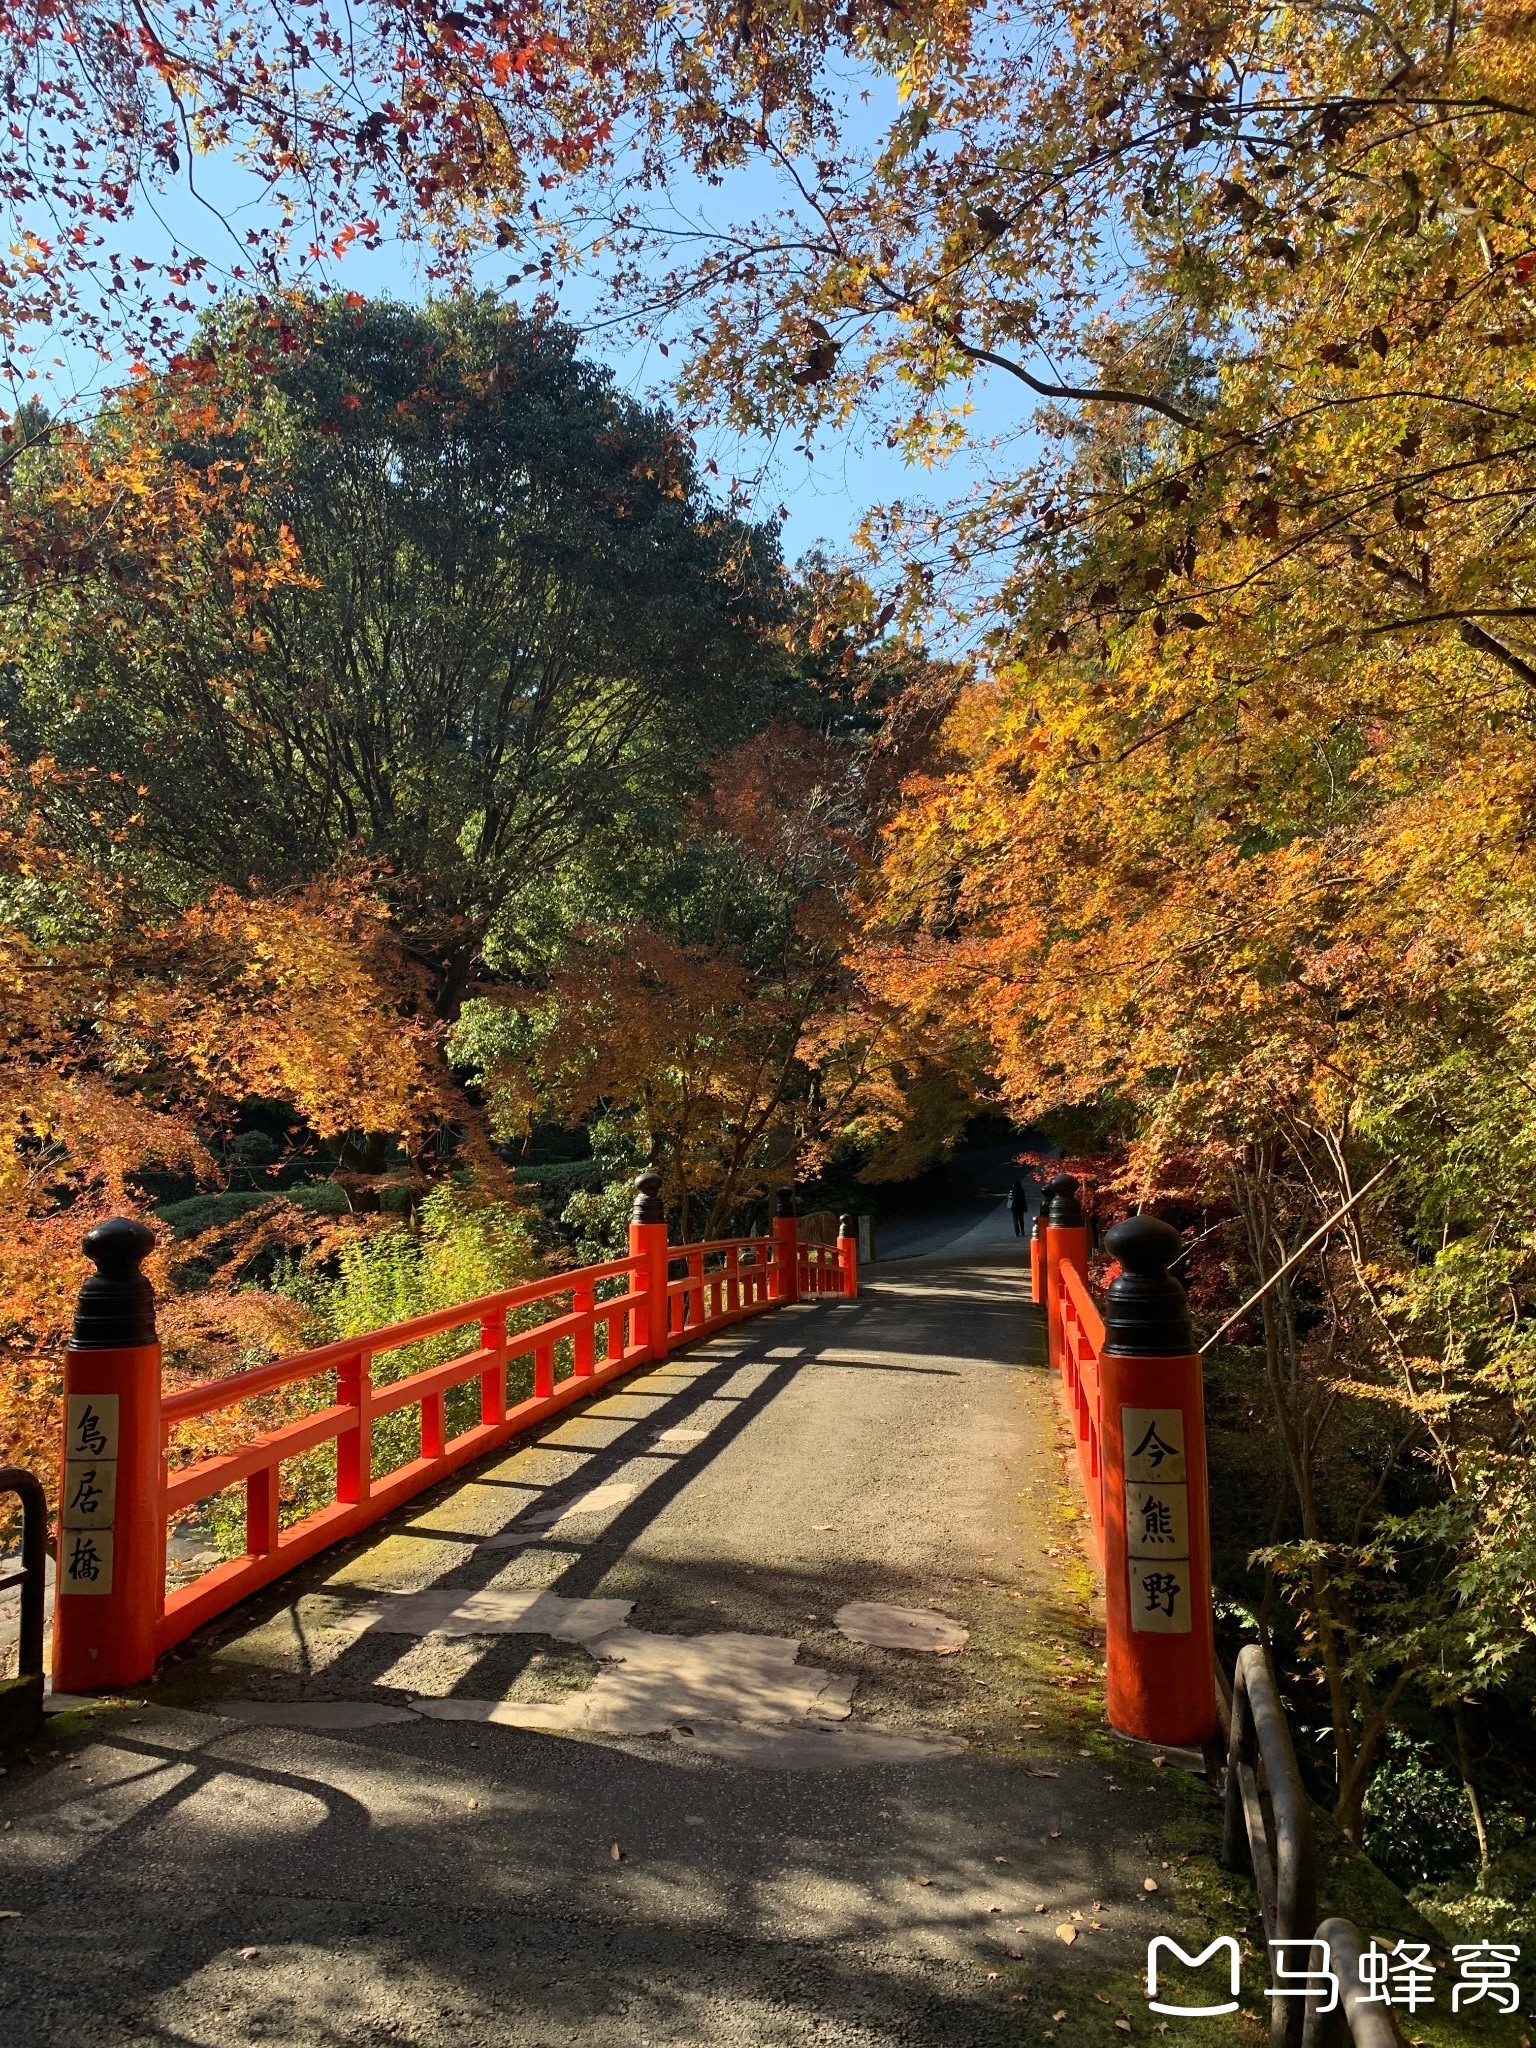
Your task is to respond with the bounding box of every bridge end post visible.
[837,1214,859,1299]
[629,1173,671,1361]
[1100,1214,1217,1748]
[1042,1175,1086,1376]
[771,1187,799,1304]
[53,1218,164,1694]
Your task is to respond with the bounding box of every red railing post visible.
[838,1213,859,1299]
[53,1219,164,1693]
[629,1171,672,1361]
[771,1186,799,1304]
[1043,1174,1087,1376]
[479,1306,507,1424]
[1030,1201,1048,1305]
[420,1388,445,1461]
[688,1248,704,1329]
[246,1466,280,1555]
[1100,1215,1217,1749]
[573,1278,596,1375]
[533,1339,555,1398]
[336,1347,372,1506]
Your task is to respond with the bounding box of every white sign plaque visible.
[61,1528,114,1595]
[65,1393,120,1462]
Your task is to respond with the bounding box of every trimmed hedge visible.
[154,1182,353,1239]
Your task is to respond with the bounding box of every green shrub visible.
[1363,1730,1480,1888]
[294,1185,536,1345]
[561,1179,639,1263]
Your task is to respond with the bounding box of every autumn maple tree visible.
[814,2,1536,1842]
[0,745,490,1506]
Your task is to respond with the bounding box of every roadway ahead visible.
[872,1142,1043,1264]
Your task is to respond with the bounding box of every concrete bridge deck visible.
[1,1252,1248,2047]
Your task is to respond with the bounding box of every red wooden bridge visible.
[4,1172,1402,2048]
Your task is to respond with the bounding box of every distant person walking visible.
[1009,1178,1031,1237]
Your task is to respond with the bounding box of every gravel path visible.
[0,1251,1244,2047]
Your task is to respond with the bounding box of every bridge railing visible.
[52,1178,859,1694]
[1032,1177,1218,1752]
[156,1252,658,1651]
[1218,1643,1402,2048]
[1058,1257,1107,1556]
[1224,1642,1318,2047]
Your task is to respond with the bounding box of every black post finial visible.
[774,1186,795,1219]
[1103,1214,1194,1356]
[838,1213,856,1238]
[1044,1173,1084,1227]
[72,1217,157,1349]
[631,1171,664,1225]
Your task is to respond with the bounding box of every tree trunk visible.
[1453,1700,1491,1871]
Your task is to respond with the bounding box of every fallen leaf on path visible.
[910,1875,933,1886]
[994,1855,1008,1864]
[1143,1878,1159,1892]
[811,1524,835,1532]
[239,1947,259,1959]
[1116,2021,1132,2033]
[0,1912,22,1920]
[986,1972,999,1981]
[1052,2012,1067,2022]
[610,1842,623,1861]
[988,1905,1001,1913]
[1007,1948,1025,1959]
[1034,1904,1047,1914]
[1055,1924,1077,1945]
[1048,1830,1062,1840]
